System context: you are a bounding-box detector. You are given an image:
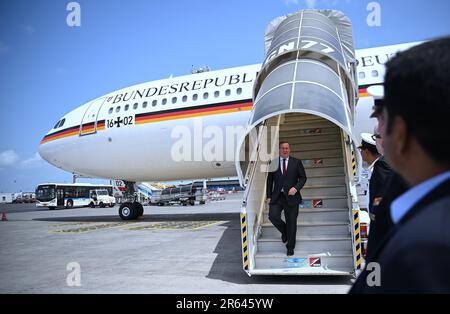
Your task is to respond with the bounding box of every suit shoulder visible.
[375,158,392,171]
[390,195,450,249]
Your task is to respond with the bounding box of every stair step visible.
[288,141,342,152]
[263,208,349,223]
[305,166,346,177]
[263,207,348,214]
[289,145,343,153]
[302,186,347,198]
[295,149,343,159]
[255,248,353,258]
[303,184,346,188]
[260,222,350,237]
[300,197,349,209]
[281,133,341,143]
[303,175,346,185]
[254,251,354,272]
[258,236,352,248]
[301,157,344,168]
[280,122,337,131]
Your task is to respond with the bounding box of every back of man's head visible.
[384,37,450,165]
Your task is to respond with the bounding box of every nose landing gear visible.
[118,181,144,220]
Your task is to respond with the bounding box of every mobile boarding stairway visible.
[235,10,364,276]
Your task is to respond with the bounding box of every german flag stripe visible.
[40,100,254,144]
[41,120,106,144]
[358,84,384,98]
[135,100,253,125]
[359,87,369,98]
[135,99,252,119]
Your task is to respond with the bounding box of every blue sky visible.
[0,0,449,192]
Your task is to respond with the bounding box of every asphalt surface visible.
[0,193,354,293]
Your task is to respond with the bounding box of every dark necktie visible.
[283,158,287,176]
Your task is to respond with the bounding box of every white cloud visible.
[0,150,19,167]
[18,152,45,169]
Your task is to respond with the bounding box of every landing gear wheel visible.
[119,202,139,220]
[134,202,144,217]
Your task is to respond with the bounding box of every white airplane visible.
[38,41,421,216]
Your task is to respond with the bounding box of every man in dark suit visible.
[350,37,450,293]
[364,89,410,257]
[266,141,307,256]
[358,133,395,256]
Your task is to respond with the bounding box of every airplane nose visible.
[38,133,51,164]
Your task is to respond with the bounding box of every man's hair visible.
[384,37,450,164]
[279,141,290,147]
[361,142,379,156]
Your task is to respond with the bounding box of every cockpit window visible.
[53,118,66,129]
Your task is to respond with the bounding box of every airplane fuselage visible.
[38,42,421,182]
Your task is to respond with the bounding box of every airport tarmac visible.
[0,192,353,294]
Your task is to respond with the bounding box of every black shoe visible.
[281,233,287,244]
[287,249,294,256]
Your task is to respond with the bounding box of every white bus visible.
[35,183,115,209]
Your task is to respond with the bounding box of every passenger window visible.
[108,107,113,114]
[203,92,209,99]
[371,70,379,77]
[162,98,167,105]
[225,89,231,96]
[193,94,198,101]
[214,91,220,98]
[359,72,366,80]
[182,95,188,102]
[124,104,129,111]
[116,106,121,113]
[236,88,242,95]
[143,101,148,108]
[172,97,177,104]
[152,100,157,107]
[133,103,138,110]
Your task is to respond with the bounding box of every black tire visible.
[48,207,56,210]
[119,202,139,220]
[200,201,205,205]
[109,203,115,208]
[99,202,105,208]
[134,202,144,217]
[90,202,95,208]
[190,199,195,206]
[66,200,73,209]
